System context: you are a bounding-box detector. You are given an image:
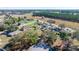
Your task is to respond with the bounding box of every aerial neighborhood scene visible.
[0,10,79,51]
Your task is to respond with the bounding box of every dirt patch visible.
[54,19,79,29]
[0,35,11,48]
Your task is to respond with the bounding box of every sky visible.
[0,0,79,9]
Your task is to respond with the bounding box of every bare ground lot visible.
[54,19,79,29]
[33,16,79,30]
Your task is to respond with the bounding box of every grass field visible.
[26,20,37,26]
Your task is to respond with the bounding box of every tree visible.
[47,31,57,41]
[17,17,22,22]
[41,30,57,46]
[59,32,69,41]
[25,29,38,44]
[4,29,39,51]
[4,16,18,32]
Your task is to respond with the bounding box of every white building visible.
[62,27,75,33]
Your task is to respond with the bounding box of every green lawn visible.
[26,20,37,26]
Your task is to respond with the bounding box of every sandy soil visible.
[0,35,11,48]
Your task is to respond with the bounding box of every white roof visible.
[63,27,75,33]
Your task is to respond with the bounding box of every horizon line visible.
[0,7,79,10]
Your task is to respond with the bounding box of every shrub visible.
[59,32,69,41]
